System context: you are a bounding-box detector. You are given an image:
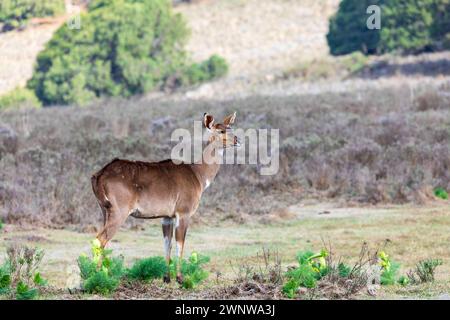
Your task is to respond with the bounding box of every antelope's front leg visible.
[162,217,174,283]
[175,213,190,284]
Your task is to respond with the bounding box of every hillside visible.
[176,0,340,80]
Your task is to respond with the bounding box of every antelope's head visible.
[203,112,241,149]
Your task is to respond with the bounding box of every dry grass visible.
[176,0,340,80]
[0,22,64,95]
[1,81,450,228]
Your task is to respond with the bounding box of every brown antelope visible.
[91,112,240,283]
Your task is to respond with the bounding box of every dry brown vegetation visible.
[1,80,449,229]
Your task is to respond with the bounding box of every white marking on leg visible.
[205,179,210,190]
[175,213,180,228]
[176,241,183,258]
[164,236,171,257]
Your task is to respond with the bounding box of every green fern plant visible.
[127,257,167,282]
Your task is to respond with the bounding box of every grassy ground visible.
[1,202,449,299]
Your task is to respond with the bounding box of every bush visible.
[126,252,209,288]
[127,257,167,281]
[182,55,229,86]
[327,0,384,55]
[77,240,124,295]
[28,0,227,106]
[407,258,443,283]
[327,0,450,55]
[174,252,210,289]
[83,269,121,295]
[0,0,65,32]
[434,187,448,200]
[378,251,401,285]
[281,246,420,299]
[0,244,47,300]
[0,87,41,110]
[78,240,209,294]
[282,249,329,297]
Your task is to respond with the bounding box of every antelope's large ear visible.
[203,113,215,131]
[223,112,236,126]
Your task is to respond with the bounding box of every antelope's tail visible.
[91,173,112,209]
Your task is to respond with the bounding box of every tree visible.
[28,0,227,106]
[0,0,65,32]
[327,0,384,56]
[380,0,435,54]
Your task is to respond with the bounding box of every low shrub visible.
[78,240,210,294]
[0,244,47,300]
[407,258,443,284]
[174,252,210,289]
[282,245,423,299]
[0,87,41,110]
[127,257,167,281]
[282,249,330,298]
[182,55,229,86]
[77,239,124,295]
[434,187,448,200]
[378,251,401,285]
[126,252,210,288]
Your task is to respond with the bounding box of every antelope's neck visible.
[191,145,222,191]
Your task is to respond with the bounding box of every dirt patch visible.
[44,280,283,300]
[3,234,53,244]
[287,202,417,220]
[114,281,185,300]
[206,281,282,300]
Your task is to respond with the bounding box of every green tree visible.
[380,0,435,54]
[327,0,450,56]
[430,0,450,49]
[327,0,384,56]
[0,0,65,32]
[28,0,227,106]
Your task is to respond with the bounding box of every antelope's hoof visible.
[163,275,171,283]
[176,274,184,284]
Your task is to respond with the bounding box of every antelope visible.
[91,112,240,283]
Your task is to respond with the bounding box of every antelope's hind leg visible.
[162,217,174,283]
[96,204,129,249]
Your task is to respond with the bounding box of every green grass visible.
[434,187,448,200]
